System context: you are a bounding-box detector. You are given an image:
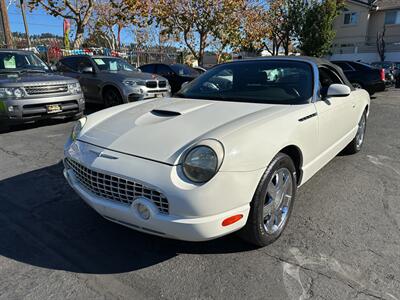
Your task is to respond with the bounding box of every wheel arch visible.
[279,145,303,186]
[101,84,123,102]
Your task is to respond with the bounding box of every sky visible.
[8,2,134,44]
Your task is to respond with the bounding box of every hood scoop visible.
[135,109,182,126]
[151,109,181,117]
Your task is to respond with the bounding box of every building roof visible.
[373,0,400,10]
[345,0,399,10]
[348,0,373,8]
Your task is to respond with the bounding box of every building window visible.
[385,11,400,25]
[344,12,358,25]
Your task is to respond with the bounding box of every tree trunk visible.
[73,24,84,49]
[198,32,207,66]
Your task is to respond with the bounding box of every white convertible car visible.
[64,57,369,246]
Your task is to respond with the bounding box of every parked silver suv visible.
[56,55,171,107]
[0,50,84,130]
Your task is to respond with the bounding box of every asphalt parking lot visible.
[1,89,400,300]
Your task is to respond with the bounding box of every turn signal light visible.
[222,214,243,227]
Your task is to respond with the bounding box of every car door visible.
[139,64,156,74]
[334,62,356,84]
[314,66,356,156]
[76,57,102,102]
[155,64,180,93]
[57,57,80,79]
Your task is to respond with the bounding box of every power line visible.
[10,22,61,28]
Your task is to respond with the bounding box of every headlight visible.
[182,141,224,183]
[68,82,82,94]
[123,80,146,86]
[0,87,25,99]
[71,117,87,141]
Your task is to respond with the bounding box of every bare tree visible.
[28,0,95,48]
[377,25,386,62]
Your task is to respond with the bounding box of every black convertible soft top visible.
[224,56,355,90]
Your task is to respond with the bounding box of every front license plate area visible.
[46,104,62,114]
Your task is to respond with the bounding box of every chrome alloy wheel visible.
[356,113,366,149]
[263,168,293,234]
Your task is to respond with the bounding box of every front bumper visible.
[121,85,171,103]
[0,94,85,123]
[63,140,263,241]
[366,81,385,94]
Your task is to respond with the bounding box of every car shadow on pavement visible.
[0,162,255,274]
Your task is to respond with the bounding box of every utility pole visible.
[0,0,13,48]
[20,0,31,48]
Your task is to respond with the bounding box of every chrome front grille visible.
[25,84,68,95]
[158,81,167,88]
[145,81,157,88]
[65,158,169,214]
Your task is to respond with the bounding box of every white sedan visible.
[63,57,369,246]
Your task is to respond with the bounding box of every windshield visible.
[93,57,137,72]
[0,52,48,72]
[171,64,198,77]
[177,60,313,105]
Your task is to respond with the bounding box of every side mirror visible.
[50,65,57,72]
[181,81,190,89]
[327,84,351,98]
[82,66,94,74]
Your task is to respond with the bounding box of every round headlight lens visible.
[71,117,87,141]
[68,82,82,94]
[183,146,218,183]
[5,88,13,96]
[13,88,23,98]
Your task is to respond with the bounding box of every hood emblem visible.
[90,150,118,160]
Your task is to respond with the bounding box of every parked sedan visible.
[56,55,171,107]
[139,63,199,94]
[64,57,369,246]
[332,60,385,95]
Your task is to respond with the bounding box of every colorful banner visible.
[63,19,70,50]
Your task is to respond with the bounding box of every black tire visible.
[103,88,123,108]
[0,120,10,133]
[239,153,297,247]
[351,82,363,90]
[343,110,367,155]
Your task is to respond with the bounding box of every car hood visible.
[0,72,76,86]
[100,70,166,81]
[79,98,288,165]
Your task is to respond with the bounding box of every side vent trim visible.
[299,113,317,122]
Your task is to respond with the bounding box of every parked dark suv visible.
[331,61,385,95]
[139,63,199,94]
[0,50,84,130]
[56,55,171,107]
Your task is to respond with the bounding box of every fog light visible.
[136,203,150,220]
[7,106,14,112]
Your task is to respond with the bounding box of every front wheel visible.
[343,111,367,154]
[351,82,363,89]
[103,88,123,108]
[0,120,10,133]
[239,153,297,247]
